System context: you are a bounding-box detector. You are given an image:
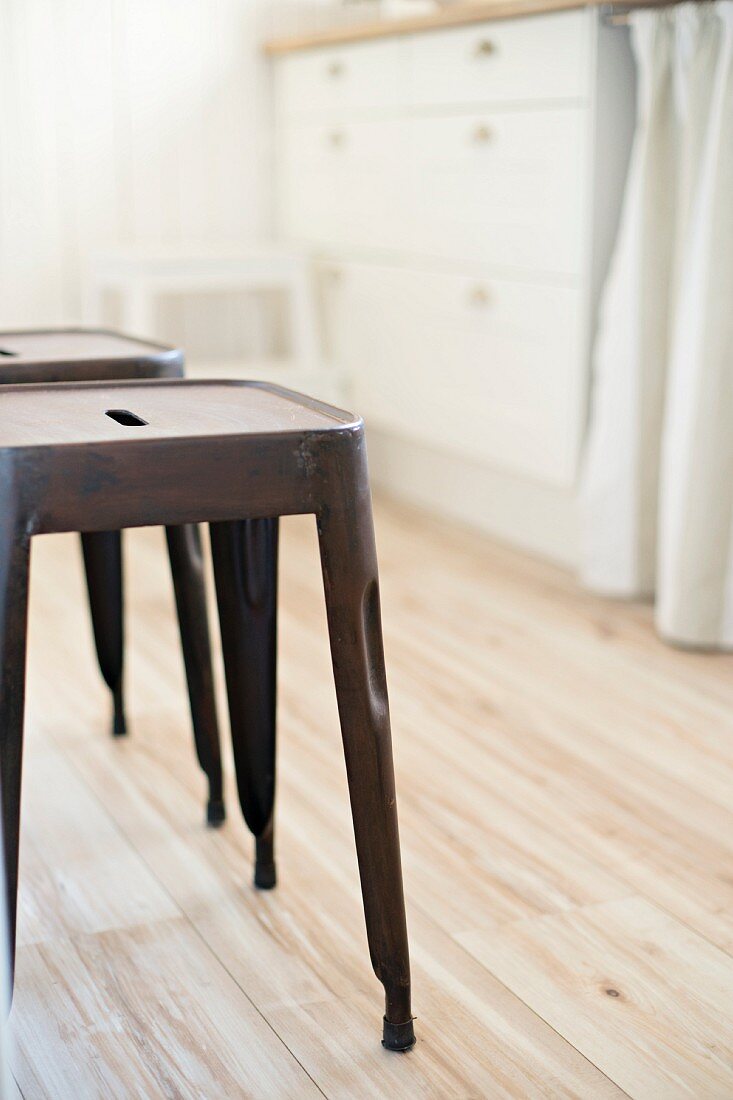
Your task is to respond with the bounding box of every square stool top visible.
[0,328,182,383]
[0,380,357,449]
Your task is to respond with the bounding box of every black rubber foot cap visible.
[112,710,127,737]
[382,1017,416,1052]
[207,799,226,828]
[112,687,127,737]
[254,861,277,890]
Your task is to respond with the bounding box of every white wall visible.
[0,0,272,331]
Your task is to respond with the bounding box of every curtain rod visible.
[602,0,697,26]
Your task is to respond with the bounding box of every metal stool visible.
[0,377,414,1050]
[0,328,224,826]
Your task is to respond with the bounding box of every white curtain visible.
[580,1,733,648]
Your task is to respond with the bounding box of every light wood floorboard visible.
[10,498,733,1098]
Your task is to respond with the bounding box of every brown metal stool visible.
[0,378,414,1050]
[0,328,224,826]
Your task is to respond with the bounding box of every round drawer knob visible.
[327,130,347,149]
[474,39,496,57]
[472,124,493,145]
[469,285,491,307]
[327,60,345,78]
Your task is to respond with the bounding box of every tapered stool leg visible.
[80,530,126,736]
[165,525,225,827]
[0,503,30,986]
[316,445,414,1051]
[209,518,278,888]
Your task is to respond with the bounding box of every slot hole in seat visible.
[106,408,148,427]
[0,348,18,357]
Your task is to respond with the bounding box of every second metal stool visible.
[0,327,224,825]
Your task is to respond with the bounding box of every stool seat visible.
[0,328,181,382]
[0,380,354,448]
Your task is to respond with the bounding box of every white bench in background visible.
[83,246,334,397]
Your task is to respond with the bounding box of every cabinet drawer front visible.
[320,261,586,485]
[408,107,588,275]
[277,120,407,251]
[278,108,587,275]
[275,39,402,118]
[407,10,591,107]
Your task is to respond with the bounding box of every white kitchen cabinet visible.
[271,8,635,560]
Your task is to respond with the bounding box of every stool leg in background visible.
[81,531,126,736]
[165,525,225,827]
[210,518,278,888]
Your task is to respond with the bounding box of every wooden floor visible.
[10,498,733,1099]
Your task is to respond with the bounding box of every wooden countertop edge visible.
[263,0,594,55]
